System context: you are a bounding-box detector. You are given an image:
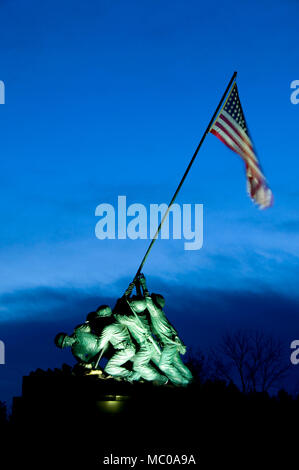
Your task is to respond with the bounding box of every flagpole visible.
[134,71,237,280]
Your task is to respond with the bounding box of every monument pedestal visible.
[8,367,295,467]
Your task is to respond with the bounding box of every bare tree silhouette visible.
[209,330,290,393]
[184,347,208,383]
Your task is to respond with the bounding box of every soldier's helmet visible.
[54,332,68,348]
[86,311,97,323]
[151,293,165,309]
[95,305,113,317]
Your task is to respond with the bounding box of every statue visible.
[54,275,192,387]
[113,283,168,385]
[138,274,193,386]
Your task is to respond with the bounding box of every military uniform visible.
[146,296,193,385]
[55,323,102,369]
[97,322,137,380]
[139,276,193,386]
[114,296,167,385]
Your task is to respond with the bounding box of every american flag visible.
[210,82,273,209]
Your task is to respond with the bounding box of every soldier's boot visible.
[126,371,141,383]
[159,364,188,386]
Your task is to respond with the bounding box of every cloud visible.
[0,285,117,323]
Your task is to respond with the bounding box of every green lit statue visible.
[137,274,193,386]
[114,283,168,385]
[55,275,192,387]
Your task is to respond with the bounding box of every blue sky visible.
[0,0,299,403]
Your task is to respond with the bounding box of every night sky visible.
[0,0,298,405]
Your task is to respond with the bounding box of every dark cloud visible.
[0,286,117,323]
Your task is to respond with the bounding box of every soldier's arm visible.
[145,297,185,348]
[124,281,135,299]
[170,325,187,353]
[115,311,150,340]
[74,322,91,334]
[98,325,113,350]
[114,313,131,327]
[137,273,150,297]
[167,319,185,347]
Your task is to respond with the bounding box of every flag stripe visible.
[216,114,254,156]
[220,110,254,150]
[211,124,263,179]
[213,119,260,170]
